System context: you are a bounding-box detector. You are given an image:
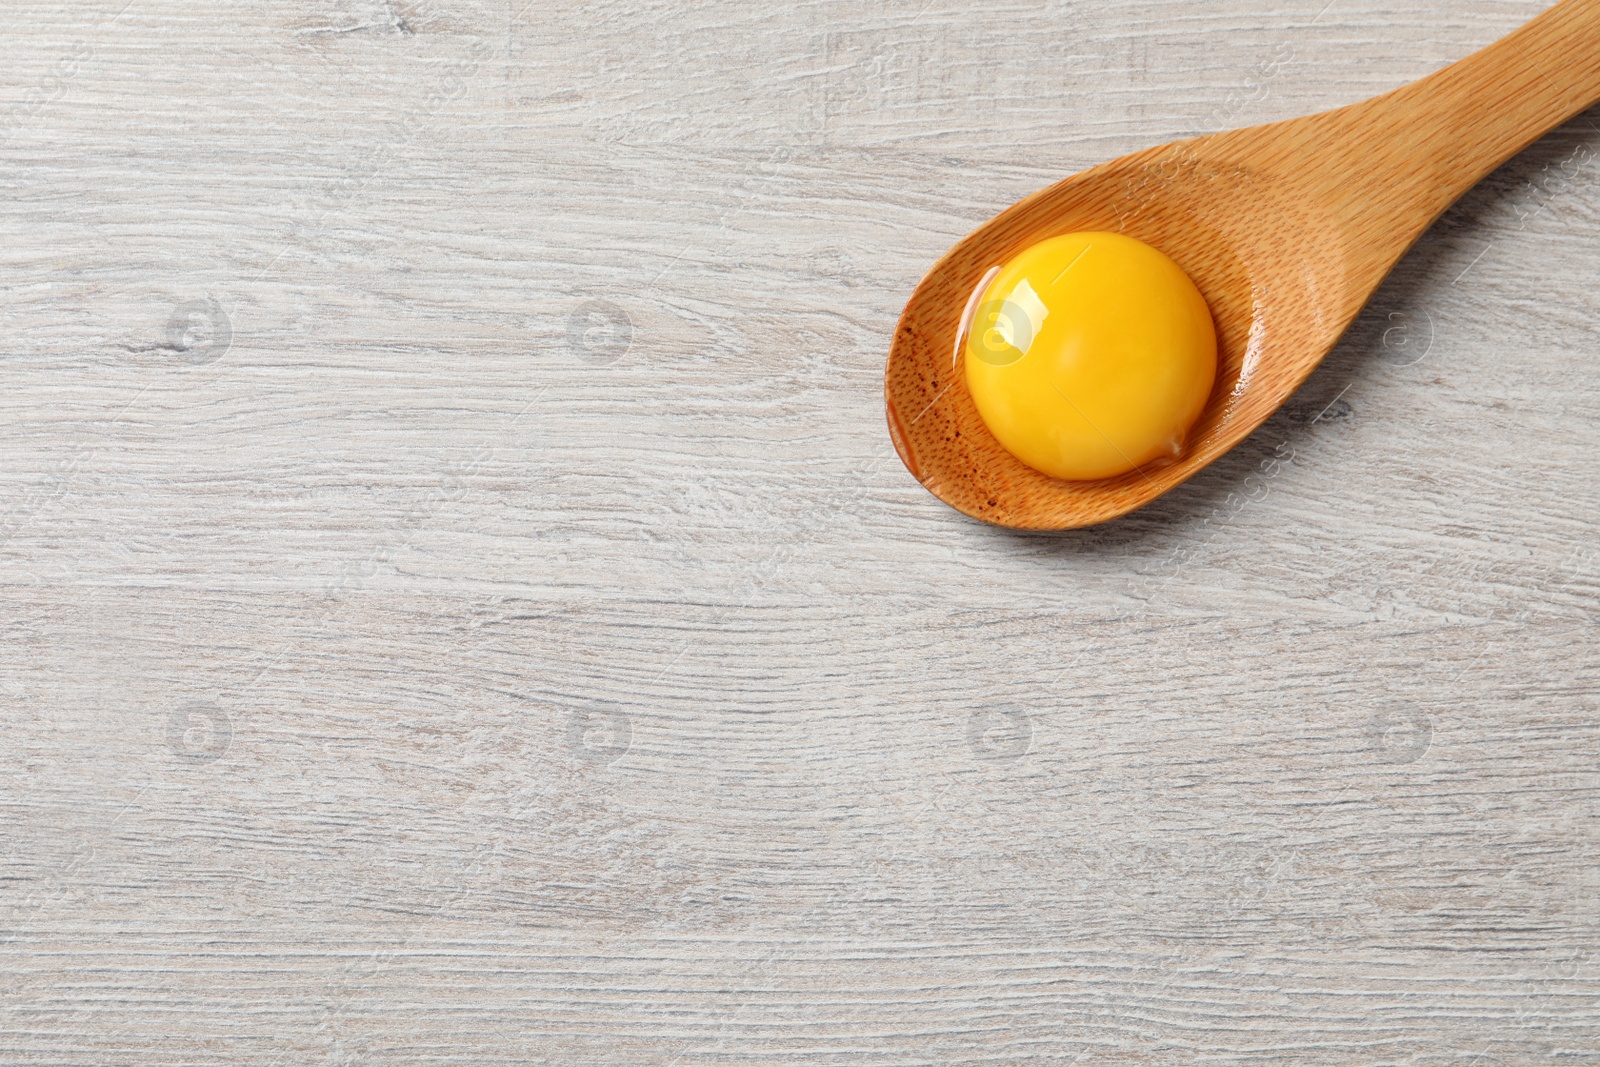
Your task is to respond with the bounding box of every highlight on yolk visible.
[963,231,1218,482]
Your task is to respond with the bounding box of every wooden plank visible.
[1,1,1597,1063]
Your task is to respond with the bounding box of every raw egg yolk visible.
[963,231,1217,482]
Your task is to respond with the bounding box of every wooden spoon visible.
[885,0,1600,530]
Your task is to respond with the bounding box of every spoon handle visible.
[1314,0,1600,279]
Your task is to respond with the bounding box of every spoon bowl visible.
[886,0,1600,529]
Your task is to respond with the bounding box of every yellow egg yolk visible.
[963,231,1218,482]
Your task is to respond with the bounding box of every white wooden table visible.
[3,1,1597,1063]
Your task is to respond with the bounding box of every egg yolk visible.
[963,231,1217,482]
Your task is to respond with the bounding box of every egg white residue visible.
[954,265,1002,370]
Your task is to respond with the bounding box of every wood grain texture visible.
[885,0,1600,529]
[1,1,1598,1064]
